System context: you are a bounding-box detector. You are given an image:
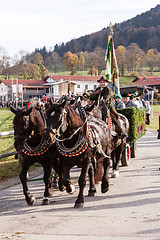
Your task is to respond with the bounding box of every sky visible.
[0,0,159,58]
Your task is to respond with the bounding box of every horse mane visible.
[65,105,83,130]
[29,107,45,136]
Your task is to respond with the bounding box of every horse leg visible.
[19,159,36,206]
[62,163,75,194]
[42,163,52,205]
[101,157,110,193]
[88,161,96,197]
[111,150,119,178]
[111,144,124,178]
[74,157,90,208]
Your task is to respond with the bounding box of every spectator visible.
[115,93,125,110]
[143,86,149,101]
[146,101,151,125]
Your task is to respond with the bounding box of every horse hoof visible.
[42,197,50,205]
[27,197,36,206]
[74,202,84,208]
[67,184,75,194]
[101,183,109,193]
[111,170,119,178]
[88,190,96,197]
[59,185,66,192]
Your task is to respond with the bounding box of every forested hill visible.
[53,4,160,57]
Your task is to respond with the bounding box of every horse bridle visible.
[49,108,87,143]
[14,115,30,141]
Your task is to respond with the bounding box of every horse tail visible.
[94,157,103,184]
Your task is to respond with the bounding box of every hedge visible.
[117,107,146,143]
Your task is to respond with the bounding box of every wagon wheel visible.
[130,141,137,158]
[121,143,131,166]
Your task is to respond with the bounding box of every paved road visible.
[0,130,160,240]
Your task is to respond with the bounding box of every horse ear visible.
[10,105,17,114]
[60,100,66,109]
[24,107,33,116]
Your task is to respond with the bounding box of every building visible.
[0,79,49,102]
[0,75,100,102]
[43,75,100,96]
[132,76,160,92]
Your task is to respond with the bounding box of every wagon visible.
[117,107,146,166]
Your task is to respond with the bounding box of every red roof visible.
[134,76,160,86]
[50,75,100,81]
[1,79,47,87]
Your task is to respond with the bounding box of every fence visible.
[0,131,17,159]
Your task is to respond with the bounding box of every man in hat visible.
[89,76,127,138]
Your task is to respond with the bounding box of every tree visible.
[25,63,41,79]
[44,52,62,73]
[63,51,79,75]
[31,52,44,65]
[115,45,126,76]
[125,43,145,75]
[146,49,157,73]
[37,63,48,79]
[78,51,85,70]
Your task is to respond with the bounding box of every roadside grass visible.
[148,105,160,131]
[0,109,40,181]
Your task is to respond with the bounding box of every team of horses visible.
[10,99,129,208]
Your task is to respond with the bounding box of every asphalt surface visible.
[0,130,160,240]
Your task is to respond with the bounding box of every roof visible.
[0,79,48,87]
[48,75,101,82]
[133,76,160,86]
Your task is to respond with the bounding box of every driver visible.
[89,76,127,139]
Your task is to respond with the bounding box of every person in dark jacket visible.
[89,76,127,138]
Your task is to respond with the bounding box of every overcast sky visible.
[0,0,159,57]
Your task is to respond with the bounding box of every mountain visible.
[53,5,160,57]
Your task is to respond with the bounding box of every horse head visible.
[45,100,67,142]
[45,100,84,142]
[10,106,33,151]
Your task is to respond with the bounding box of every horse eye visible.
[51,111,55,116]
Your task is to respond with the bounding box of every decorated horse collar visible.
[57,124,91,157]
[22,137,51,156]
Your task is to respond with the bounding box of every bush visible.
[117,107,146,143]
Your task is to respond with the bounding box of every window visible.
[1,88,3,92]
[77,84,80,88]
[94,85,97,89]
[85,85,88,90]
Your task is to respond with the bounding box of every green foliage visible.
[117,107,146,143]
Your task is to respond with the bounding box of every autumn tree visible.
[115,45,126,76]
[78,51,85,70]
[31,52,44,65]
[24,63,41,79]
[63,51,79,75]
[125,43,145,75]
[37,63,48,79]
[146,49,158,73]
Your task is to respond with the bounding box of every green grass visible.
[147,105,160,131]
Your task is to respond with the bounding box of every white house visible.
[43,75,100,96]
[0,80,10,102]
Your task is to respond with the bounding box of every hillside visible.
[53,4,160,57]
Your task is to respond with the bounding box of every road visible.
[0,130,160,240]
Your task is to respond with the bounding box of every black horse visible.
[10,105,63,206]
[85,101,129,178]
[45,101,111,208]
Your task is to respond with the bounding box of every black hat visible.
[121,93,131,97]
[97,76,108,83]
